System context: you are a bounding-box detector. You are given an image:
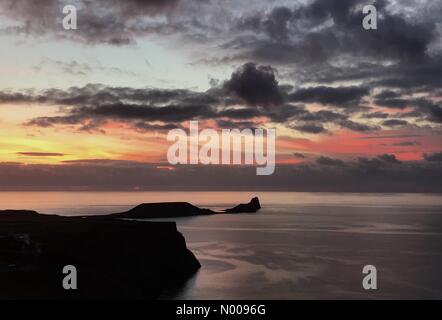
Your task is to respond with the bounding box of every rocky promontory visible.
[0,211,200,299]
[224,197,261,213]
[110,202,216,219]
[109,197,261,219]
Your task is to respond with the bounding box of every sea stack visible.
[224,197,261,213]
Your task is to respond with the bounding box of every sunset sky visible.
[0,0,441,191]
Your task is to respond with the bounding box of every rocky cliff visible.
[224,197,261,213]
[0,211,200,299]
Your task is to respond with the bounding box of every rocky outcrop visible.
[110,202,216,219]
[224,197,261,213]
[0,211,200,299]
[109,197,262,218]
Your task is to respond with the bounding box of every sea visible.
[1,191,441,299]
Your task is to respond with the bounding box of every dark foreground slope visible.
[0,211,200,299]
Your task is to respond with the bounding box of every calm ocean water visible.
[1,191,442,299]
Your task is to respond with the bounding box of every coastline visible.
[0,210,200,299]
[0,198,260,299]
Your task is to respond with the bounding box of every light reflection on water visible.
[160,204,442,299]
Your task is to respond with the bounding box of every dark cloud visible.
[377,154,401,164]
[316,156,345,167]
[375,90,402,100]
[265,104,306,122]
[302,56,442,97]
[60,159,140,165]
[374,98,409,109]
[217,107,261,119]
[2,0,439,73]
[293,152,307,159]
[238,6,295,43]
[215,119,260,130]
[35,59,136,78]
[4,82,227,130]
[286,108,380,134]
[413,99,442,124]
[16,152,65,157]
[1,58,438,135]
[223,63,285,108]
[383,119,409,127]
[365,97,438,124]
[1,63,379,134]
[25,103,217,132]
[79,103,216,122]
[356,156,385,172]
[338,119,377,132]
[363,112,389,119]
[233,0,438,67]
[424,152,442,162]
[25,115,88,128]
[292,123,327,134]
[133,121,182,132]
[262,6,293,41]
[289,86,369,108]
[357,134,421,140]
[369,58,442,92]
[2,0,441,99]
[107,0,180,15]
[392,141,419,146]
[10,78,256,130]
[221,1,442,131]
[1,158,441,192]
[0,0,180,45]
[298,110,347,122]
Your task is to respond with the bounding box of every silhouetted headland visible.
[110,202,216,219]
[224,197,261,213]
[109,196,261,218]
[0,197,261,299]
